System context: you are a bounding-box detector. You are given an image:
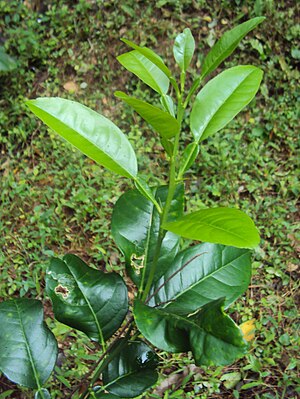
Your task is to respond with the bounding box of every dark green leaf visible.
[134,176,162,211]
[111,185,184,286]
[149,243,251,314]
[134,299,247,366]
[163,207,260,248]
[115,91,179,139]
[0,299,57,389]
[191,66,263,142]
[201,17,265,78]
[121,38,171,77]
[0,47,17,71]
[46,254,128,342]
[92,390,120,399]
[173,28,195,72]
[102,340,158,398]
[26,98,137,179]
[117,50,169,95]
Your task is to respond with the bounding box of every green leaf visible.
[115,91,179,139]
[0,47,17,71]
[191,66,263,142]
[178,142,199,176]
[173,28,195,72]
[117,50,169,95]
[0,299,57,389]
[121,38,171,77]
[134,299,247,366]
[26,98,137,179]
[201,17,265,78]
[160,94,175,117]
[46,254,128,342]
[35,389,51,399]
[163,207,260,249]
[102,340,158,398]
[149,243,251,314]
[111,185,184,287]
[134,176,162,212]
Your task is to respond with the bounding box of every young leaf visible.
[0,47,17,71]
[149,243,251,315]
[111,185,184,287]
[163,207,260,249]
[178,142,199,176]
[46,254,128,342]
[35,389,51,399]
[26,98,138,179]
[201,17,265,78]
[173,28,195,72]
[121,38,171,77]
[117,50,169,95]
[190,66,263,142]
[115,91,179,139]
[0,299,57,389]
[134,299,247,366]
[102,340,158,398]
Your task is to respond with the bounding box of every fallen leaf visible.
[63,81,78,93]
[286,262,298,272]
[240,319,256,342]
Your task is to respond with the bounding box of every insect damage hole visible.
[55,284,70,299]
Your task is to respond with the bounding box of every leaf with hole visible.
[102,340,158,398]
[46,254,128,342]
[163,207,260,248]
[201,17,265,78]
[26,98,137,179]
[190,66,263,142]
[0,299,57,389]
[111,185,184,287]
[117,50,169,95]
[115,91,179,139]
[149,243,251,315]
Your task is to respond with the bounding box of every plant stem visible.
[142,94,185,302]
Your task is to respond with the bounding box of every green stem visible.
[183,76,202,108]
[142,96,185,302]
[177,141,198,180]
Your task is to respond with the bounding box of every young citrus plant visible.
[0,17,265,399]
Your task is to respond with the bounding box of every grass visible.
[0,0,299,398]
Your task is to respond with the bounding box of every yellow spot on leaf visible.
[240,319,256,342]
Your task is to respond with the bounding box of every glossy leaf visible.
[191,66,263,142]
[111,185,184,286]
[102,340,158,398]
[134,176,162,211]
[0,299,57,389]
[46,254,128,342]
[178,142,199,176]
[149,243,251,314]
[134,299,247,366]
[121,38,171,77]
[173,28,195,72]
[35,389,51,399]
[115,91,179,139]
[0,47,17,71]
[26,98,137,179]
[201,17,265,78]
[163,207,260,248]
[160,94,175,117]
[117,50,169,95]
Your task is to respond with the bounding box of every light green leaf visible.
[111,185,184,287]
[117,50,169,95]
[149,243,251,314]
[35,389,51,399]
[173,28,195,72]
[46,254,128,342]
[115,91,179,139]
[134,299,247,366]
[121,38,171,77]
[26,97,137,179]
[0,47,17,71]
[163,207,260,248]
[178,142,199,176]
[0,299,57,389]
[190,66,263,142]
[201,17,265,78]
[102,340,158,398]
